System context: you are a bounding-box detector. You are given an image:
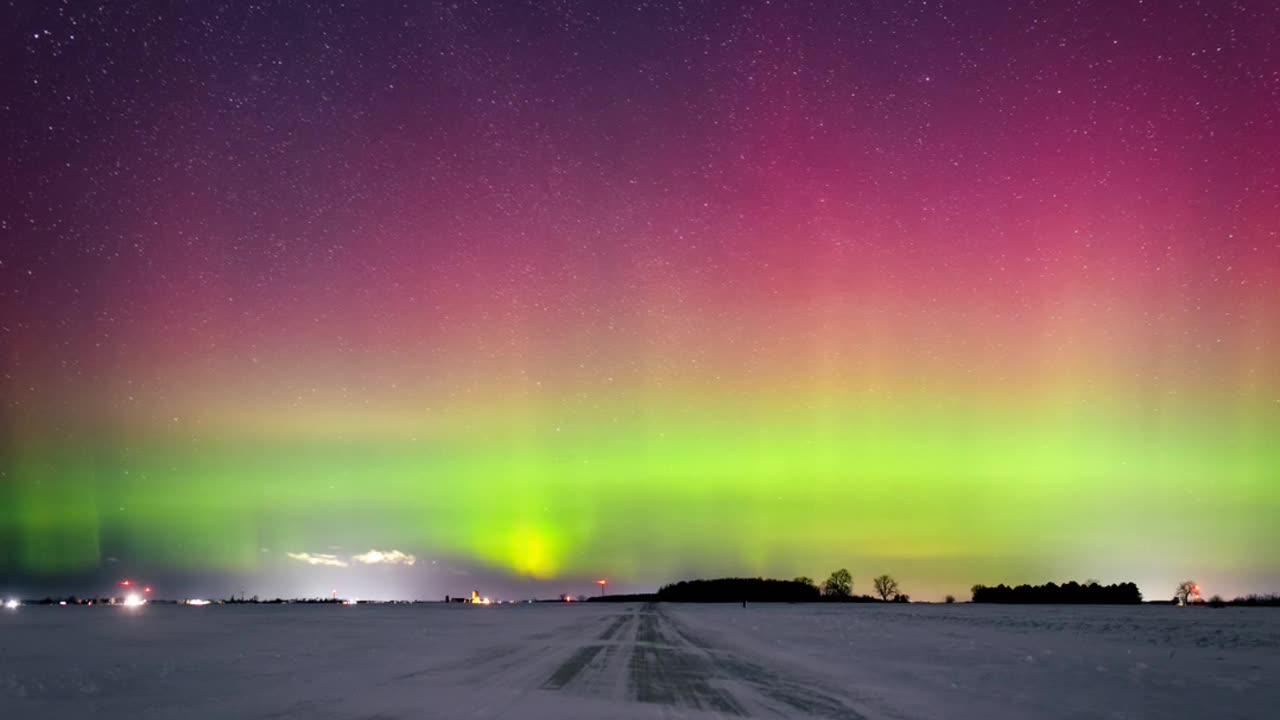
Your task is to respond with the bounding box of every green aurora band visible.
[4,372,1277,598]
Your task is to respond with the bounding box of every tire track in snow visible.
[539,606,637,691]
[664,607,867,719]
[540,603,865,718]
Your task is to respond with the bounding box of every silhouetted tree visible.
[873,574,899,601]
[944,595,956,604]
[1175,580,1198,606]
[822,569,852,598]
[793,576,816,589]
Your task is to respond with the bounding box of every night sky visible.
[2,1,1277,601]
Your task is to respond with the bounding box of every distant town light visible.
[3,598,18,610]
[123,593,146,608]
[185,599,211,606]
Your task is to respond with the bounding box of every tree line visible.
[970,581,1142,604]
[654,570,910,603]
[610,574,1276,607]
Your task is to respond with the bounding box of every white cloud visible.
[288,549,417,568]
[287,552,349,568]
[352,549,416,566]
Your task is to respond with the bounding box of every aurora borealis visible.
[2,1,1277,601]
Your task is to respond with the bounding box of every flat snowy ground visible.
[1,602,1275,719]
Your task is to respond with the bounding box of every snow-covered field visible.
[1,601,1275,719]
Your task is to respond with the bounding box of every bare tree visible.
[822,568,852,598]
[1174,580,1199,605]
[944,595,956,604]
[873,574,899,601]
[793,576,816,589]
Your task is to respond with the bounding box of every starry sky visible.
[2,0,1278,601]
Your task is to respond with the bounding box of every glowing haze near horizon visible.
[2,1,1278,600]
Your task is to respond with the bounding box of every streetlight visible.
[597,579,607,597]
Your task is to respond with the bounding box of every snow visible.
[1,602,1275,719]
[664,603,1279,719]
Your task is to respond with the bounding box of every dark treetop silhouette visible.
[971,581,1142,604]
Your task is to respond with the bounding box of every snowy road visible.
[2,601,1276,719]
[536,604,862,718]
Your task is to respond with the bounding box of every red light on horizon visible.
[144,587,153,593]
[119,580,132,587]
